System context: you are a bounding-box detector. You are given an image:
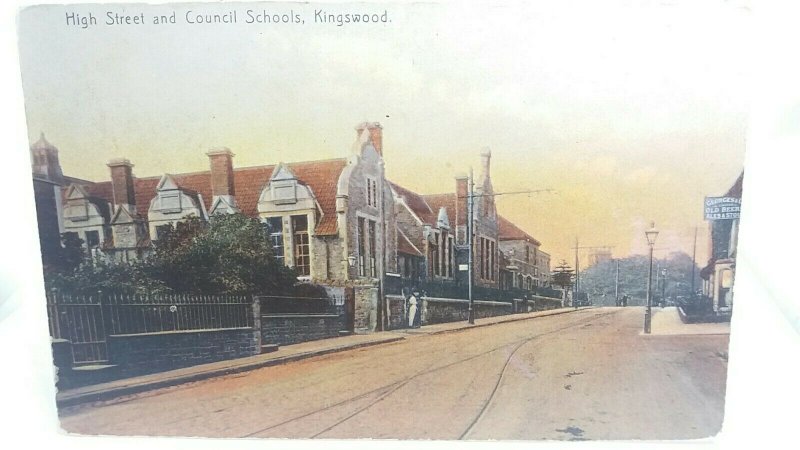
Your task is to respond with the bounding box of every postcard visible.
[14,0,749,442]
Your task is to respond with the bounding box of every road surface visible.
[59,307,729,440]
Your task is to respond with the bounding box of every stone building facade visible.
[498,215,544,290]
[31,123,551,331]
[34,123,398,286]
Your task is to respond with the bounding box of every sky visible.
[17,1,750,266]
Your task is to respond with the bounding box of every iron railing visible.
[46,291,254,364]
[255,294,344,315]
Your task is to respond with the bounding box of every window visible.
[447,235,454,278]
[357,217,366,277]
[273,181,297,205]
[62,231,80,246]
[85,230,100,248]
[525,245,530,263]
[291,215,310,276]
[431,232,440,277]
[159,192,182,213]
[489,241,497,281]
[366,178,378,207]
[368,220,377,277]
[155,224,172,240]
[266,217,284,264]
[479,238,485,279]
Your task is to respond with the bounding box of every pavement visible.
[648,306,731,336]
[56,306,582,407]
[58,307,730,440]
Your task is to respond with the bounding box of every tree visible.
[143,214,300,295]
[45,213,303,296]
[579,251,702,307]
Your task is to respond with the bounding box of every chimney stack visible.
[207,147,236,198]
[480,147,492,177]
[355,122,383,156]
[107,158,136,213]
[455,174,468,236]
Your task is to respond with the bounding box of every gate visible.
[46,292,108,365]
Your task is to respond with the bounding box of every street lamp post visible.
[644,222,659,334]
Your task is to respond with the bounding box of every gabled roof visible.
[498,215,541,246]
[62,183,112,222]
[390,182,436,224]
[80,158,348,235]
[111,204,137,224]
[423,193,460,226]
[397,228,423,257]
[725,172,744,198]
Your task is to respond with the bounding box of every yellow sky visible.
[18,1,749,265]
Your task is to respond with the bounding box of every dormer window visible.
[272,179,298,205]
[158,191,182,213]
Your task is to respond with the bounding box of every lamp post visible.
[644,222,659,334]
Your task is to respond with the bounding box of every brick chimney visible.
[355,122,383,156]
[207,147,236,197]
[480,147,492,181]
[107,158,136,213]
[207,147,238,213]
[455,174,468,235]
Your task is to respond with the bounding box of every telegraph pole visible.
[574,237,579,298]
[459,182,554,324]
[690,226,698,297]
[467,168,475,325]
[615,259,620,306]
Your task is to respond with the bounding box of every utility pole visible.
[615,259,620,306]
[460,182,554,324]
[690,226,698,298]
[574,237,579,298]
[467,167,475,325]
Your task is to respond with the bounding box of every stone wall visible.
[387,294,408,329]
[354,284,379,332]
[426,298,512,323]
[385,295,513,329]
[513,295,564,312]
[261,313,346,346]
[385,293,565,330]
[107,327,260,374]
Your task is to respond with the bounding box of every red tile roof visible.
[390,182,436,224]
[397,229,423,257]
[82,159,347,236]
[498,215,541,246]
[422,193,459,227]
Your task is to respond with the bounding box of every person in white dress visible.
[408,293,418,328]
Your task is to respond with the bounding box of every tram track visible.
[240,309,618,439]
